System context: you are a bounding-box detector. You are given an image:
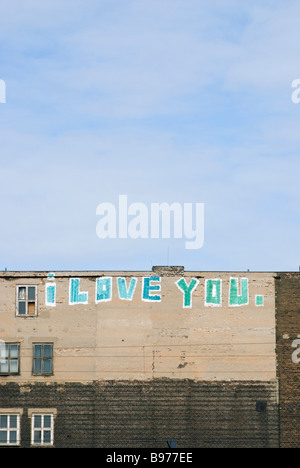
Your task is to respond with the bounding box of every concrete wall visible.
[0,269,276,383]
[0,268,280,448]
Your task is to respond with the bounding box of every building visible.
[0,267,298,448]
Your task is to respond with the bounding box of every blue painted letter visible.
[69,278,88,305]
[117,277,137,301]
[142,277,161,302]
[46,283,56,307]
[96,277,112,303]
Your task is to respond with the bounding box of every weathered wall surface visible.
[0,270,276,383]
[275,273,300,448]
[0,269,280,448]
[0,380,279,448]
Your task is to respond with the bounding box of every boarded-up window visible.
[17,286,37,316]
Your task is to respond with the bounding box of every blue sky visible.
[0,0,300,272]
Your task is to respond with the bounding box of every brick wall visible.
[275,273,300,448]
[0,380,279,448]
[0,270,281,447]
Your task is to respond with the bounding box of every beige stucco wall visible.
[0,270,276,383]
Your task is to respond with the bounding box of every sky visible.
[0,0,300,272]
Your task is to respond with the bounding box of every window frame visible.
[32,343,54,376]
[16,285,38,317]
[0,413,21,446]
[0,342,20,376]
[31,413,54,447]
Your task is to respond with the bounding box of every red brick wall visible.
[275,273,300,448]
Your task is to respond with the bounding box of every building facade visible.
[0,267,297,448]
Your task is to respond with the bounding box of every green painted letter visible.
[205,279,222,307]
[229,278,249,306]
[176,278,199,308]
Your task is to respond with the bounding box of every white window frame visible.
[16,285,38,317]
[31,413,54,446]
[0,342,20,376]
[0,413,21,446]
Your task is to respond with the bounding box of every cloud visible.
[1,0,243,120]
[0,0,300,271]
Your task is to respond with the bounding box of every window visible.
[33,344,53,375]
[17,286,37,316]
[0,343,20,375]
[31,414,54,446]
[0,414,20,446]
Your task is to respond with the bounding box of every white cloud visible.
[0,0,300,271]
